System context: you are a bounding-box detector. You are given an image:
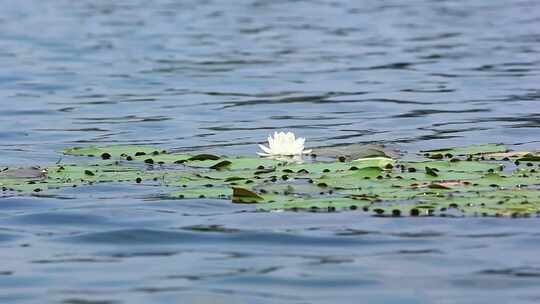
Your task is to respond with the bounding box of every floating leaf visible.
[312,144,395,161]
[258,197,370,211]
[483,151,533,158]
[133,153,191,164]
[351,157,395,168]
[253,182,324,196]
[209,160,232,170]
[422,144,507,156]
[184,157,280,171]
[517,155,540,162]
[224,157,281,170]
[6,144,539,217]
[403,160,500,173]
[188,154,221,161]
[169,187,232,199]
[63,145,162,159]
[315,167,384,189]
[282,162,351,175]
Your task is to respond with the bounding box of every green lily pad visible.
[63,145,193,165]
[63,145,163,159]
[253,182,325,196]
[352,157,395,168]
[403,160,501,173]
[169,187,233,199]
[312,144,394,161]
[258,197,370,211]
[517,155,540,162]
[132,153,192,164]
[47,163,144,183]
[419,189,540,217]
[183,157,281,171]
[282,162,352,175]
[421,144,507,156]
[5,144,538,217]
[315,167,385,189]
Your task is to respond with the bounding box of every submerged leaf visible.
[232,187,264,204]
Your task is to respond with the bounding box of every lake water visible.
[1,1,540,303]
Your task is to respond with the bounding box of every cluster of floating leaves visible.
[1,144,540,217]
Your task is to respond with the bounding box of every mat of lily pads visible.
[1,143,540,217]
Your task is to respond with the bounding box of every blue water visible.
[1,1,540,303]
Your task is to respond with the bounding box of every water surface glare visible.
[1,0,540,303]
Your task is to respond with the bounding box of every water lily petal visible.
[293,138,305,152]
[267,136,274,149]
[259,144,272,154]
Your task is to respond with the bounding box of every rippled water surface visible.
[1,1,540,303]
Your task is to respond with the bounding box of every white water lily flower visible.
[258,131,312,157]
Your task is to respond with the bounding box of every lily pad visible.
[352,157,395,168]
[47,163,144,184]
[132,153,192,164]
[64,145,163,159]
[517,155,540,162]
[312,144,395,161]
[315,167,384,189]
[421,144,507,156]
[184,157,281,171]
[5,144,539,217]
[169,187,233,199]
[403,160,501,173]
[282,162,351,175]
[258,197,370,211]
